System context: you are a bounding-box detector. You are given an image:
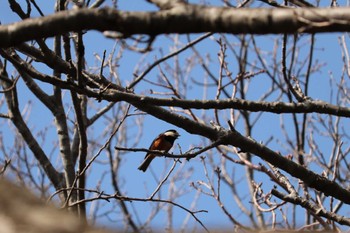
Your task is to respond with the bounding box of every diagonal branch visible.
[0,60,63,192]
[128,101,350,207]
[272,189,350,225]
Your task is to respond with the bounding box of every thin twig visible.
[0,159,11,175]
[63,105,131,209]
[128,32,212,89]
[149,159,178,199]
[80,104,131,178]
[115,138,222,160]
[69,192,209,232]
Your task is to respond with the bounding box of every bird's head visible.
[163,129,180,139]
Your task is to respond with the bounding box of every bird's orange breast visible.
[150,136,172,152]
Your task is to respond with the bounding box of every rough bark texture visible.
[2,7,350,47]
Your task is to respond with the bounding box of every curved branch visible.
[70,192,209,232]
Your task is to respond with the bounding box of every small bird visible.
[138,129,180,172]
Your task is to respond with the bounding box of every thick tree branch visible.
[0,49,57,111]
[0,61,63,192]
[3,50,350,119]
[2,49,350,120]
[71,92,88,220]
[271,189,350,225]
[128,101,350,207]
[85,87,350,118]
[2,6,350,47]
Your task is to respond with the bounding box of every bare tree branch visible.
[0,60,63,192]
[2,6,350,47]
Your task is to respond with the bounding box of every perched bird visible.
[138,129,180,172]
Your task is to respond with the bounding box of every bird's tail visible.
[138,156,154,172]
